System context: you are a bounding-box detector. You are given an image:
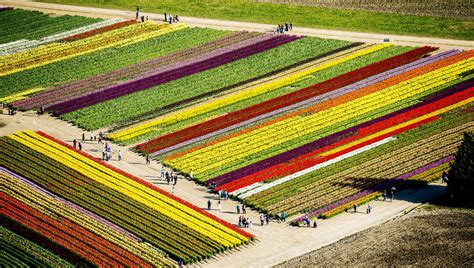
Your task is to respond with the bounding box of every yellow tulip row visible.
[109,43,389,142]
[1,173,172,266]
[320,97,474,157]
[8,131,248,247]
[0,22,186,77]
[168,56,473,175]
[0,87,44,104]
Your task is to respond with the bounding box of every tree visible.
[446,132,473,206]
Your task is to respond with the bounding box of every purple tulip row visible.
[206,49,461,186]
[13,31,260,110]
[292,154,455,222]
[0,167,141,241]
[50,34,301,115]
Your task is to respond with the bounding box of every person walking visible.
[313,220,317,228]
[242,204,246,214]
[173,174,178,186]
[168,15,172,24]
[353,203,357,213]
[218,200,221,211]
[285,22,289,31]
[289,22,293,30]
[366,204,372,214]
[73,139,77,148]
[207,199,212,210]
[164,12,167,21]
[118,150,122,161]
[236,204,241,214]
[146,155,150,165]
[390,186,396,201]
[160,167,165,178]
[166,172,170,185]
[281,211,286,223]
[189,169,193,179]
[265,214,270,225]
[238,216,242,227]
[78,142,82,151]
[260,214,265,226]
[82,133,85,142]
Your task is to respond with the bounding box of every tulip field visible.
[0,130,253,266]
[1,6,473,266]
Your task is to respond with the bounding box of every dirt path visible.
[0,112,447,266]
[1,0,473,50]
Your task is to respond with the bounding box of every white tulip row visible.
[0,18,127,56]
[233,136,396,198]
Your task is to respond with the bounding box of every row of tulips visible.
[292,153,455,223]
[0,18,128,56]
[247,112,473,216]
[164,52,473,181]
[0,225,74,267]
[0,22,182,76]
[0,131,252,263]
[13,31,262,110]
[109,42,365,142]
[112,42,379,143]
[63,19,136,41]
[2,168,174,266]
[137,46,437,155]
[13,31,258,110]
[49,34,301,115]
[215,78,474,193]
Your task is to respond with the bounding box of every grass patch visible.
[38,0,474,40]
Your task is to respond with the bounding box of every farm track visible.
[0,0,473,50]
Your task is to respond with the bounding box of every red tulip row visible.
[63,19,137,41]
[216,82,474,193]
[1,192,148,267]
[136,46,437,154]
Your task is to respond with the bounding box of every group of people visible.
[302,216,317,228]
[276,22,293,33]
[135,6,149,22]
[236,203,247,214]
[164,13,179,24]
[161,167,178,185]
[239,216,252,228]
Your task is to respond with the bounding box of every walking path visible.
[0,111,447,266]
[1,0,473,50]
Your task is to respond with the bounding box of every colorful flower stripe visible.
[165,53,473,178]
[207,49,463,186]
[49,34,301,115]
[231,113,442,197]
[35,131,254,241]
[1,226,74,268]
[293,154,455,222]
[36,32,269,109]
[254,118,473,215]
[13,31,256,110]
[0,138,218,262]
[139,46,437,155]
[1,193,132,267]
[0,87,44,104]
[0,22,184,77]
[0,167,142,242]
[156,47,456,158]
[1,168,174,266]
[9,131,249,248]
[63,19,136,41]
[0,18,128,56]
[111,43,381,142]
[114,42,365,137]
